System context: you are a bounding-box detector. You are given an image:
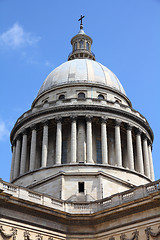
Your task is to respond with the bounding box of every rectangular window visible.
[78,182,84,193]
[96,139,102,164]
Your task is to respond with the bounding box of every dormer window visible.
[78,92,85,99]
[59,94,65,100]
[80,40,84,49]
[86,42,89,50]
[98,94,105,100]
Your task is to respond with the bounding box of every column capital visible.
[42,120,49,126]
[126,123,133,131]
[101,117,108,123]
[30,124,37,131]
[22,128,28,135]
[86,115,92,122]
[142,133,148,141]
[16,134,22,141]
[135,128,142,136]
[148,139,152,146]
[114,119,121,126]
[12,140,16,146]
[70,116,77,121]
[55,117,62,123]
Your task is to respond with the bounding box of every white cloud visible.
[0,23,41,49]
[0,121,10,141]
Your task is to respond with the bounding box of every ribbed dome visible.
[38,59,126,96]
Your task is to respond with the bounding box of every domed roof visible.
[38,59,126,96]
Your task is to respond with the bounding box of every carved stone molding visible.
[109,237,115,240]
[48,237,54,240]
[0,226,17,239]
[120,230,139,240]
[145,226,160,240]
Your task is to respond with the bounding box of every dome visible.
[38,59,126,96]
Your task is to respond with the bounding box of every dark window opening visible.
[59,94,65,100]
[96,139,102,164]
[62,140,67,164]
[98,94,104,100]
[74,42,77,51]
[80,40,84,48]
[86,42,89,50]
[78,92,85,99]
[78,182,84,193]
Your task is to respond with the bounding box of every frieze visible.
[0,226,17,239]
[145,226,160,240]
[120,230,139,240]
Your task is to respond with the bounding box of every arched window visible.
[78,92,85,99]
[59,94,65,100]
[98,94,104,100]
[74,42,77,51]
[79,40,84,49]
[86,42,89,50]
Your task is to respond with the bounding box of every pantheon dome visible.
[9,22,154,202]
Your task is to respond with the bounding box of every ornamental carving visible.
[145,226,160,240]
[24,230,31,240]
[0,226,17,239]
[48,237,54,240]
[120,230,139,240]
[36,234,43,240]
[109,237,115,240]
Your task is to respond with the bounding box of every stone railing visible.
[0,179,159,214]
[16,97,146,124]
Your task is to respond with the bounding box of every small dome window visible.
[59,94,65,100]
[80,40,84,49]
[78,92,85,99]
[86,42,89,50]
[98,94,104,100]
[74,42,77,51]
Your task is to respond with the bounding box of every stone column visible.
[41,121,49,168]
[101,118,108,164]
[142,135,150,178]
[86,116,93,163]
[135,129,144,174]
[56,118,62,164]
[126,124,134,170]
[29,125,37,171]
[20,129,28,175]
[115,120,122,167]
[70,116,77,163]
[148,142,155,181]
[10,141,16,182]
[13,135,21,179]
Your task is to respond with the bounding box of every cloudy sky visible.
[0,0,160,181]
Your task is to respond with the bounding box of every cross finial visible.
[78,15,85,29]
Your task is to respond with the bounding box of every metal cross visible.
[78,15,85,25]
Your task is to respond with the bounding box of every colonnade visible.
[10,117,155,182]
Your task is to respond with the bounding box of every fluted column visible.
[56,118,62,164]
[135,129,144,174]
[115,120,122,167]
[20,129,28,175]
[10,141,16,182]
[148,142,155,181]
[13,136,21,179]
[86,116,93,163]
[101,118,108,164]
[78,120,86,162]
[126,124,134,170]
[29,125,37,171]
[142,135,150,178]
[42,121,49,168]
[70,117,77,163]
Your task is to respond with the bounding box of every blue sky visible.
[0,0,160,181]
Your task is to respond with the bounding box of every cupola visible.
[68,15,95,61]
